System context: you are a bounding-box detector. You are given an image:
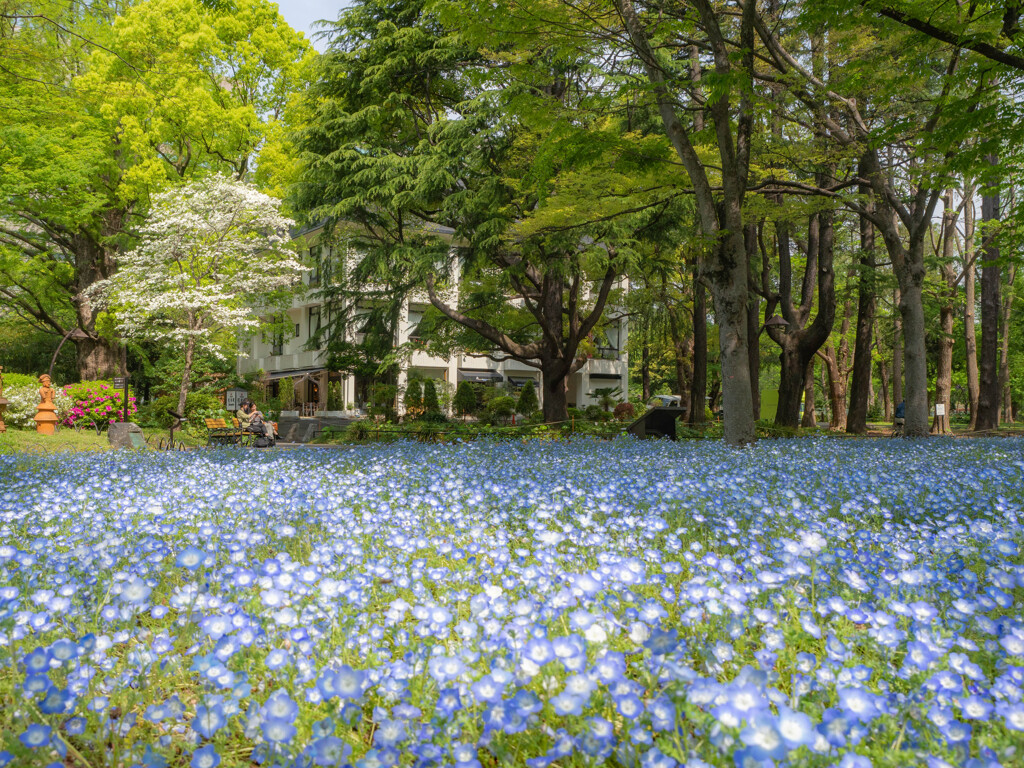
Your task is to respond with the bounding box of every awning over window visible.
[507,376,537,387]
[265,367,325,382]
[589,373,624,381]
[458,369,504,383]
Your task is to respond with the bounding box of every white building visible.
[237,223,628,416]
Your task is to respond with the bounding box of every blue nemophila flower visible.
[176,547,207,571]
[192,702,226,739]
[309,736,351,766]
[261,718,296,744]
[19,724,51,748]
[191,744,221,768]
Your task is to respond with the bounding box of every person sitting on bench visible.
[238,400,274,442]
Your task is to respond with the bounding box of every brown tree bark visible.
[177,327,197,419]
[818,295,853,430]
[998,265,1016,423]
[878,337,891,422]
[963,185,980,429]
[641,339,651,403]
[847,174,876,434]
[801,362,816,428]
[977,160,1002,431]
[690,271,707,424]
[893,285,903,408]
[768,207,836,428]
[931,191,958,434]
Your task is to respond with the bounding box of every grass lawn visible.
[0,426,204,454]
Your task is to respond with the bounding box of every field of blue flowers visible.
[1,437,1023,768]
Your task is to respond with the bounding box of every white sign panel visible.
[934,403,945,416]
[226,389,247,412]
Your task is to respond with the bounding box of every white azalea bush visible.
[1,384,73,429]
[1,438,1022,768]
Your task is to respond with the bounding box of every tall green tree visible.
[296,0,676,422]
[0,0,308,380]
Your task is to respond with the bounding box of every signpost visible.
[114,376,129,423]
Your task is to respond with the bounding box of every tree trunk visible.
[932,192,958,435]
[977,163,1001,431]
[76,338,120,381]
[964,185,980,430]
[877,329,891,421]
[542,365,570,423]
[777,336,805,429]
[746,224,761,421]
[689,273,707,424]
[641,340,651,402]
[177,333,197,418]
[801,362,816,428]
[711,235,756,445]
[847,183,875,434]
[893,286,903,407]
[898,278,930,437]
[998,265,1016,423]
[71,231,120,381]
[820,345,848,430]
[933,299,954,434]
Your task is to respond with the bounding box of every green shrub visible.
[148,392,221,428]
[422,379,441,414]
[454,381,477,418]
[327,381,343,411]
[404,379,423,416]
[484,395,516,425]
[584,404,604,421]
[370,384,398,421]
[279,377,295,409]
[345,420,374,442]
[1,372,41,389]
[516,380,539,415]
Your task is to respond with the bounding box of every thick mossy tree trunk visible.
[72,231,120,381]
[541,368,570,423]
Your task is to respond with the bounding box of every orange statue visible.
[34,373,59,435]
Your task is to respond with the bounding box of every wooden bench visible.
[204,418,247,446]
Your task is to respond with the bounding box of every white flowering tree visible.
[91,176,302,416]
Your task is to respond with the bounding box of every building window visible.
[308,245,321,287]
[294,323,301,338]
[309,305,321,341]
[597,321,620,359]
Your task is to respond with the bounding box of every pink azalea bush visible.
[62,380,137,428]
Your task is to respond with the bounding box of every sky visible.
[278,1,346,50]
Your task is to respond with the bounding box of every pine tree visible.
[404,378,423,416]
[516,380,539,416]
[422,379,441,414]
[454,381,477,419]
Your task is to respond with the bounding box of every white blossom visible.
[89,175,303,360]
